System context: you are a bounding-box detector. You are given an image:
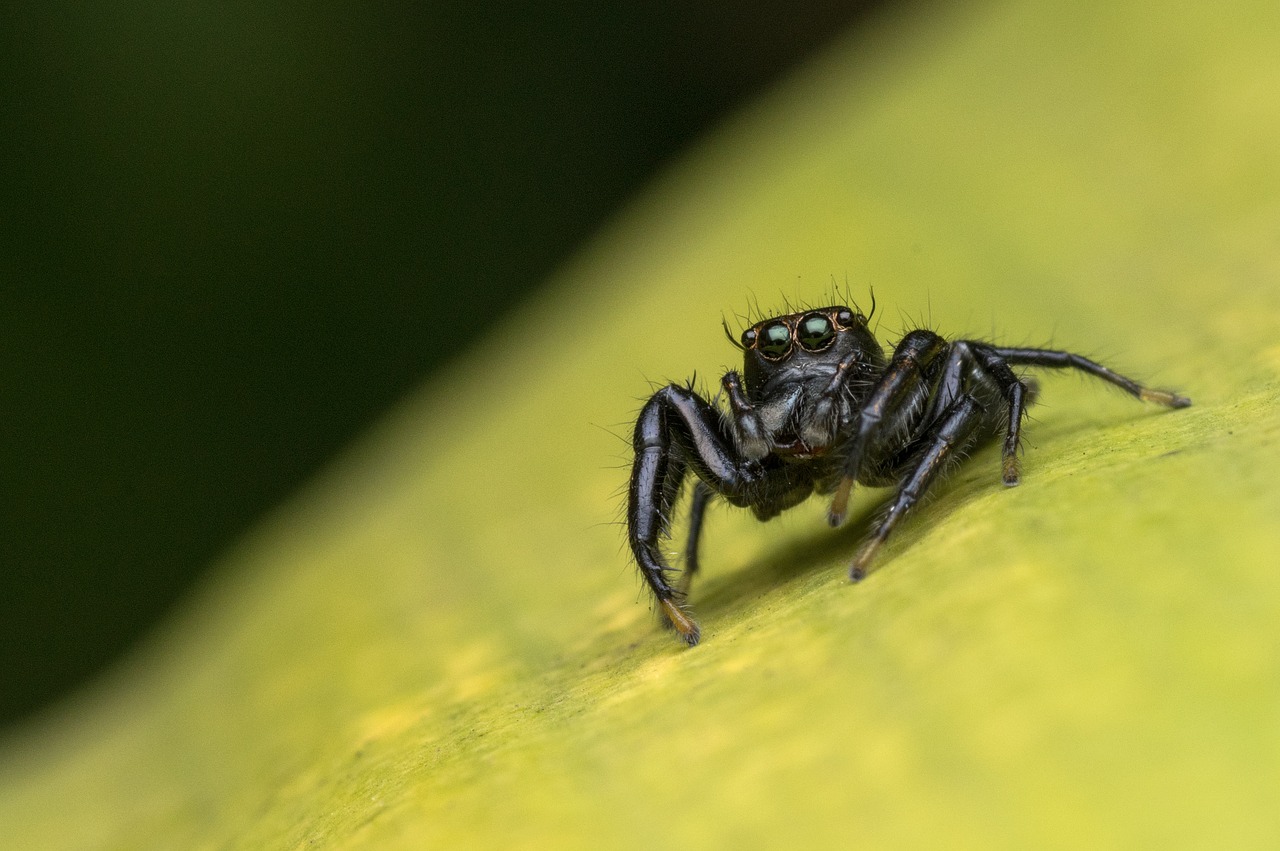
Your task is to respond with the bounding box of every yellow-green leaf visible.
[4,1,1280,848]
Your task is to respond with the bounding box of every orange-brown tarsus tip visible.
[660,598,701,647]
[1002,455,1022,487]
[1140,388,1192,408]
[827,476,854,527]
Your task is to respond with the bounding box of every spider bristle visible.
[745,289,763,324]
[721,316,745,350]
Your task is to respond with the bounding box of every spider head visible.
[737,306,880,398]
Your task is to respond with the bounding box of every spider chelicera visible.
[626,299,1191,645]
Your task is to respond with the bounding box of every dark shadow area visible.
[0,1,908,725]
[688,447,1004,625]
[691,495,887,621]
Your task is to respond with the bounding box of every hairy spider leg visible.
[989,347,1192,408]
[969,344,1031,486]
[844,343,1192,580]
[630,387,723,644]
[682,481,713,592]
[910,341,1032,487]
[827,329,949,527]
[919,340,971,424]
[923,342,1184,490]
[629,384,810,645]
[850,394,986,580]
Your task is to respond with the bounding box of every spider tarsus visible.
[849,558,875,583]
[1140,388,1192,408]
[849,539,883,581]
[827,477,854,527]
[660,598,702,647]
[1001,456,1022,487]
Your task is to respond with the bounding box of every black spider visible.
[626,298,1191,645]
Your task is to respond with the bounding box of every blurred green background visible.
[0,1,893,725]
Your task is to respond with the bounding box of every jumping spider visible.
[627,299,1190,645]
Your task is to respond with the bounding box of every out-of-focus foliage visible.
[2,0,1278,847]
[0,0,877,723]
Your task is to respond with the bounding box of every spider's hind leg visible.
[989,346,1191,408]
[975,345,1191,485]
[968,344,1033,487]
[931,341,1038,488]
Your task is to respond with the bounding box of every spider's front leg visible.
[629,383,792,645]
[850,394,985,580]
[827,330,949,526]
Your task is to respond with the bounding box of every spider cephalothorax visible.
[627,300,1190,645]
[730,306,884,461]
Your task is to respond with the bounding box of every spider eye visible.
[756,322,792,359]
[797,313,835,351]
[740,328,757,348]
[834,308,855,328]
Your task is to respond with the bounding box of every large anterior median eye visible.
[757,321,792,359]
[797,313,835,351]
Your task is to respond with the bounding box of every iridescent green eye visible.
[797,313,835,351]
[757,321,792,359]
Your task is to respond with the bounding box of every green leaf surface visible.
[4,1,1280,848]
